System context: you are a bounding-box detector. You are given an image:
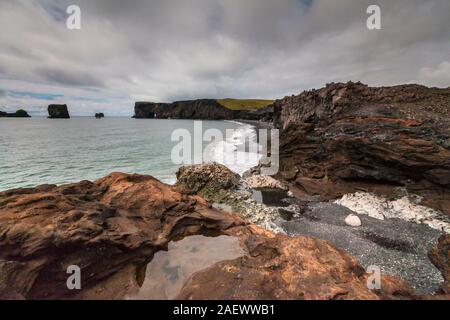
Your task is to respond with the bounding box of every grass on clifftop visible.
[217,98,274,110]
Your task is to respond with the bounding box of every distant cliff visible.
[133,99,271,120]
[0,109,30,118]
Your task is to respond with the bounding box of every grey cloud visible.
[0,0,449,115]
[35,67,105,88]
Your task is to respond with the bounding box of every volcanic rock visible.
[345,214,362,227]
[0,109,31,118]
[175,162,240,197]
[48,104,70,119]
[177,225,412,300]
[0,172,415,300]
[273,82,450,215]
[428,234,450,294]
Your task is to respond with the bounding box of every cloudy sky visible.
[0,0,449,116]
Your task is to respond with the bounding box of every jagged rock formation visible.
[273,82,450,215]
[0,109,30,118]
[177,226,412,300]
[0,172,416,300]
[134,99,268,120]
[48,104,70,119]
[428,234,450,294]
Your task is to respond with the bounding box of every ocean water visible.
[0,117,256,191]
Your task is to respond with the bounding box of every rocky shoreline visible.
[0,81,448,300]
[0,166,448,299]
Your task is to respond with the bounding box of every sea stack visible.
[95,113,105,119]
[0,109,31,118]
[48,104,70,119]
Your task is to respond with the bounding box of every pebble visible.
[345,214,362,227]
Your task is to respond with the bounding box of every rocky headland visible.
[0,109,30,118]
[266,82,449,217]
[48,104,70,119]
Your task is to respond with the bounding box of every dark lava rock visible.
[133,99,267,120]
[95,113,104,119]
[0,109,31,118]
[0,172,415,300]
[48,104,70,119]
[428,234,450,294]
[272,82,450,215]
[175,162,240,197]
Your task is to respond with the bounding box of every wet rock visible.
[177,226,413,300]
[345,214,362,227]
[48,104,70,119]
[95,113,104,119]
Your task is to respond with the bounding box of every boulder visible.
[95,113,104,119]
[345,214,362,227]
[48,104,70,119]
[428,234,450,294]
[175,162,240,196]
[0,173,418,300]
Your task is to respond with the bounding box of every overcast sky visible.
[0,0,449,116]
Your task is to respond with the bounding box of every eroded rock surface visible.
[428,234,450,294]
[177,226,412,300]
[0,173,244,299]
[0,172,417,300]
[272,82,450,215]
[176,162,240,197]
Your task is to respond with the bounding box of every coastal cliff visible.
[272,82,450,216]
[134,99,269,120]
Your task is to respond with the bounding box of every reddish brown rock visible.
[0,173,245,299]
[428,234,450,294]
[0,173,417,300]
[178,225,413,300]
[175,162,240,196]
[272,82,450,215]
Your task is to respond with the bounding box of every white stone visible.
[345,214,362,227]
